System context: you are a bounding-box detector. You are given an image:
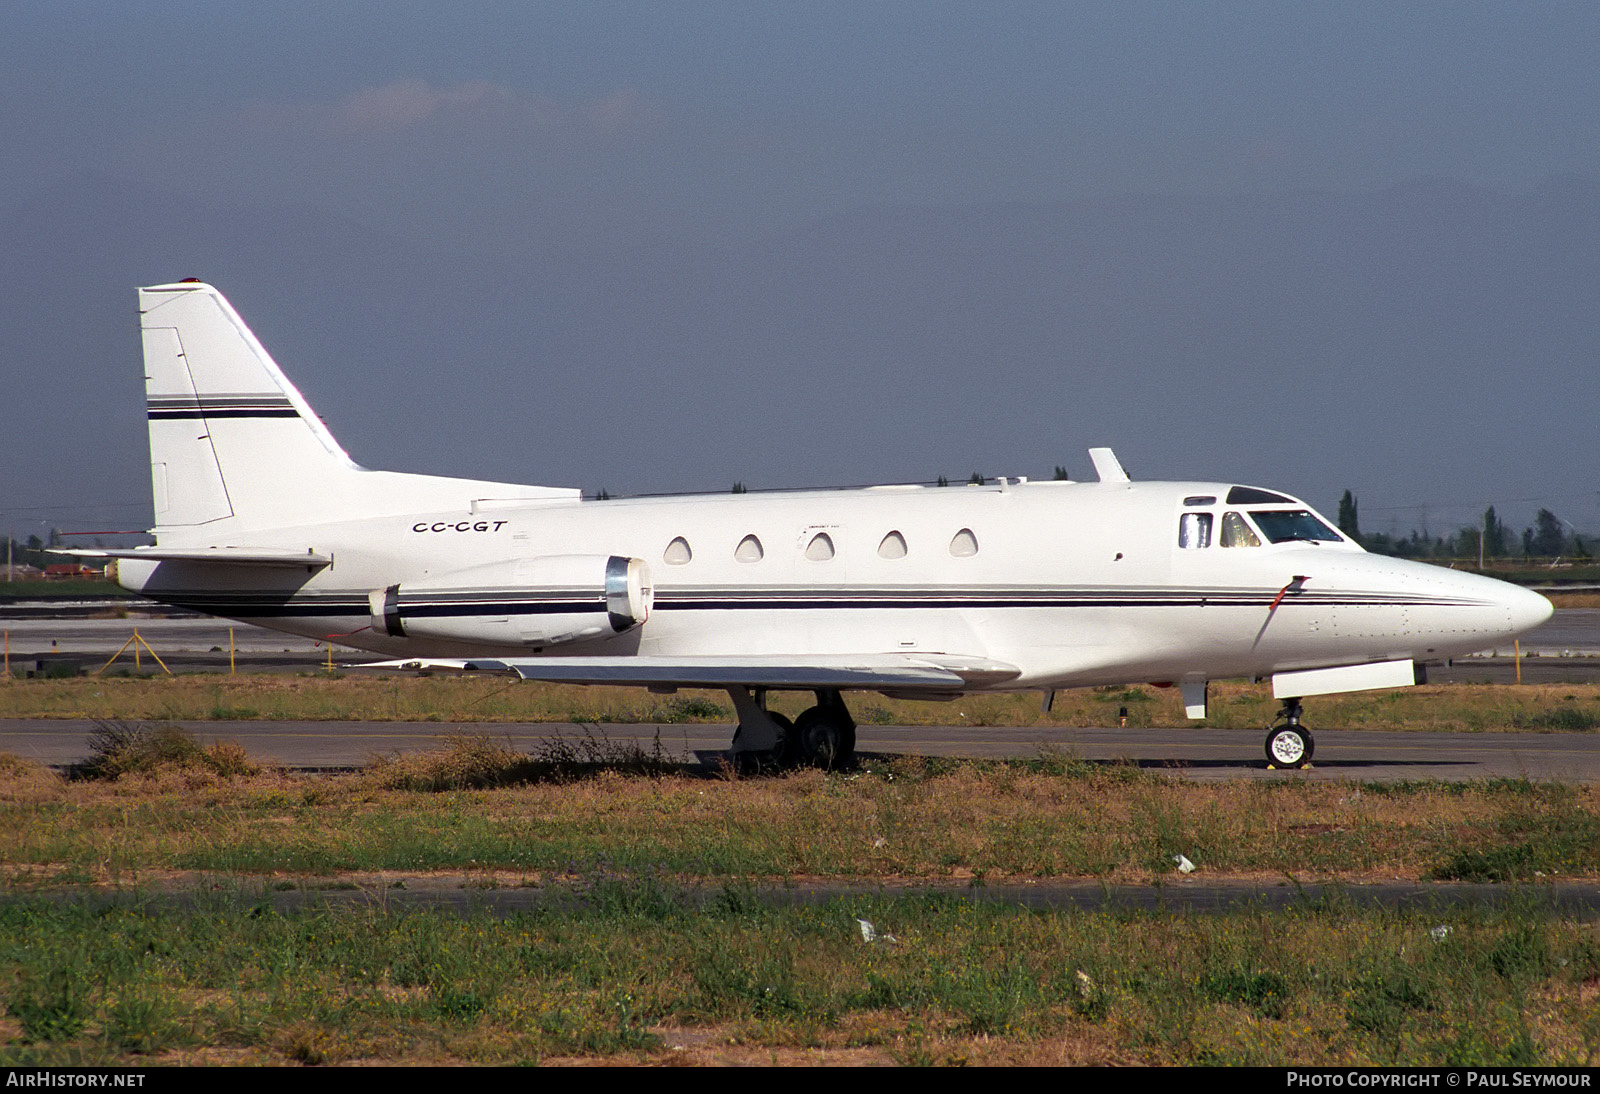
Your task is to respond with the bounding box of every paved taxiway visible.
[5,718,1600,782]
[3,608,1595,780]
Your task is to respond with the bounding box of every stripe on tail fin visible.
[139,281,576,542]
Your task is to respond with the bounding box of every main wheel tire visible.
[768,712,797,768]
[1265,724,1314,767]
[731,712,795,774]
[794,707,852,770]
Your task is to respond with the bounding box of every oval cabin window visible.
[878,530,907,559]
[735,534,764,562]
[804,532,835,561]
[663,536,692,565]
[949,528,978,557]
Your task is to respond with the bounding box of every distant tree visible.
[968,472,985,485]
[594,488,611,501]
[1482,507,1508,558]
[1531,509,1565,556]
[1336,490,1361,541]
[1522,527,1535,557]
[1575,536,1591,560]
[936,475,949,487]
[731,482,747,494]
[1053,465,1070,481]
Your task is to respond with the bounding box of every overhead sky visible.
[2,2,1597,540]
[8,2,1596,253]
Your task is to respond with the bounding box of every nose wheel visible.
[1265,698,1313,768]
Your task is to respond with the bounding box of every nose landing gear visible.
[1265,697,1313,768]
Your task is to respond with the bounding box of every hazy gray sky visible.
[2,3,1597,539]
[7,2,1597,252]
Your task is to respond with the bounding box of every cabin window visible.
[663,536,692,565]
[1178,512,1212,549]
[1183,495,1216,507]
[949,528,979,557]
[1249,510,1342,544]
[878,530,908,559]
[805,532,835,561]
[735,534,764,562]
[1219,512,1261,548]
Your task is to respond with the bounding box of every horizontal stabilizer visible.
[357,653,1020,691]
[58,546,330,568]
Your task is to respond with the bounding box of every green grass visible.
[0,578,125,599]
[1,890,1597,1065]
[1426,782,1600,881]
[5,742,1600,883]
[6,731,1600,1064]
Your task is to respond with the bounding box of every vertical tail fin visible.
[139,281,575,540]
[141,281,358,530]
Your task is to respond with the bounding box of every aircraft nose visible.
[1500,582,1554,638]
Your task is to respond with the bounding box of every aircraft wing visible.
[357,653,1020,690]
[57,547,331,568]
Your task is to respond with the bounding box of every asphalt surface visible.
[2,608,1597,779]
[7,718,1600,782]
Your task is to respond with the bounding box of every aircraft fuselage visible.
[95,280,1554,767]
[115,476,1550,693]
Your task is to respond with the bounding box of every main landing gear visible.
[1264,697,1314,768]
[726,687,858,773]
[792,690,858,770]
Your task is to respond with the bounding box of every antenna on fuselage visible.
[1088,448,1131,484]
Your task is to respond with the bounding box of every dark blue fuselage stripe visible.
[148,591,1475,619]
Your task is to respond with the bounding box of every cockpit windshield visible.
[1248,510,1342,545]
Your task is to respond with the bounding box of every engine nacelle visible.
[369,554,651,648]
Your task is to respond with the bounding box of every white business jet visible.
[83,281,1553,769]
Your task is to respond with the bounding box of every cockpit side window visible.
[1249,509,1342,544]
[1220,511,1261,548]
[1178,512,1212,549]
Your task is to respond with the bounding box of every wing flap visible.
[357,653,1020,690]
